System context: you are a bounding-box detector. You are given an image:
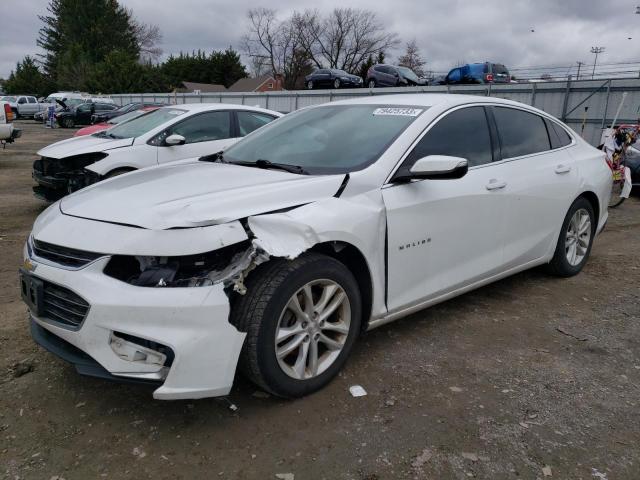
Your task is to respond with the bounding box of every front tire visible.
[546,197,596,277]
[62,118,74,128]
[231,253,362,398]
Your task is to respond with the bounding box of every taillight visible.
[485,74,494,82]
[4,103,13,122]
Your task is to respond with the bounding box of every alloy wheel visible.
[307,81,313,89]
[565,208,591,266]
[274,279,351,380]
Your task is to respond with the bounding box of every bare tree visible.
[397,40,426,76]
[298,8,398,73]
[242,8,313,89]
[130,16,163,63]
[242,8,398,87]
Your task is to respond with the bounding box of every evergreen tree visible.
[37,0,139,85]
[359,54,375,80]
[4,56,54,97]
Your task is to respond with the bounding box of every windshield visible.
[224,104,425,174]
[105,107,186,139]
[331,70,349,76]
[106,109,148,125]
[1,96,16,102]
[396,67,419,82]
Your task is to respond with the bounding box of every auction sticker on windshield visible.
[373,107,423,116]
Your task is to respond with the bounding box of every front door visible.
[383,106,508,311]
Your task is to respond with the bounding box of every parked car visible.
[55,102,118,128]
[0,101,21,144]
[34,98,87,122]
[13,95,49,118]
[74,107,160,137]
[365,64,428,88]
[33,104,282,200]
[440,62,511,85]
[21,94,611,400]
[305,69,363,89]
[91,102,165,124]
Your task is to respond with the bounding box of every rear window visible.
[493,107,550,158]
[492,64,509,75]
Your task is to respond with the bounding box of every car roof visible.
[328,93,527,109]
[155,103,282,116]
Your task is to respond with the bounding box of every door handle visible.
[555,164,571,174]
[486,179,507,191]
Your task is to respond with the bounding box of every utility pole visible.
[590,47,605,79]
[576,61,585,80]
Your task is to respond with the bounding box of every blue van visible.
[441,62,511,85]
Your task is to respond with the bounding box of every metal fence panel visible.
[110,78,640,145]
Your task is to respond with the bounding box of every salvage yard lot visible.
[1,121,639,480]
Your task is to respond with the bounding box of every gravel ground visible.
[1,121,639,480]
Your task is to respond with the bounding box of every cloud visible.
[1,0,638,80]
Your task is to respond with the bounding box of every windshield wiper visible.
[231,159,309,175]
[199,151,226,163]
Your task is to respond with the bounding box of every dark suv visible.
[440,62,511,85]
[365,64,428,88]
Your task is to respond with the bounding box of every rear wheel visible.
[368,79,376,88]
[307,80,314,90]
[232,252,362,398]
[333,78,341,89]
[546,197,595,277]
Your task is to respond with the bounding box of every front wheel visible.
[62,118,74,128]
[232,252,362,398]
[546,197,596,277]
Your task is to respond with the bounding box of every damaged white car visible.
[21,94,612,400]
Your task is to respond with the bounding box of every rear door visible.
[383,105,509,311]
[489,106,579,267]
[156,110,234,164]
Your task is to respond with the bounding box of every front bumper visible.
[22,254,246,400]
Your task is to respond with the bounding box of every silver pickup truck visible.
[0,95,48,118]
[0,101,21,145]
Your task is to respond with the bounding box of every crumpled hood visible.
[37,134,134,159]
[60,161,345,230]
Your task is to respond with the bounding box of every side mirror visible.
[394,155,468,182]
[165,134,186,146]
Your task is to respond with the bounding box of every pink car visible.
[74,107,159,137]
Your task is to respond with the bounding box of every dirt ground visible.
[1,120,639,480]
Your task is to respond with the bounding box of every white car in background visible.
[32,103,282,200]
[0,101,21,144]
[21,94,611,400]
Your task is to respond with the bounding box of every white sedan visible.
[21,94,611,400]
[32,103,282,200]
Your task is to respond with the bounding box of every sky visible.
[1,0,639,79]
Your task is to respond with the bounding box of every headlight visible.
[104,240,254,288]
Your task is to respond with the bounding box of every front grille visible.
[33,239,105,268]
[42,281,90,329]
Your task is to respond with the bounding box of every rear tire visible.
[546,197,596,277]
[307,80,314,90]
[333,78,341,89]
[368,79,376,88]
[231,252,362,398]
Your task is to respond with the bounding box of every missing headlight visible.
[104,240,254,288]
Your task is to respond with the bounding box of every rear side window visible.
[546,119,572,148]
[493,107,550,158]
[28,97,37,104]
[237,111,276,136]
[405,106,493,168]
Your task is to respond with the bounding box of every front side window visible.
[108,108,186,139]
[403,106,493,169]
[237,111,276,136]
[224,104,425,175]
[397,67,419,82]
[156,111,231,145]
[493,107,550,158]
